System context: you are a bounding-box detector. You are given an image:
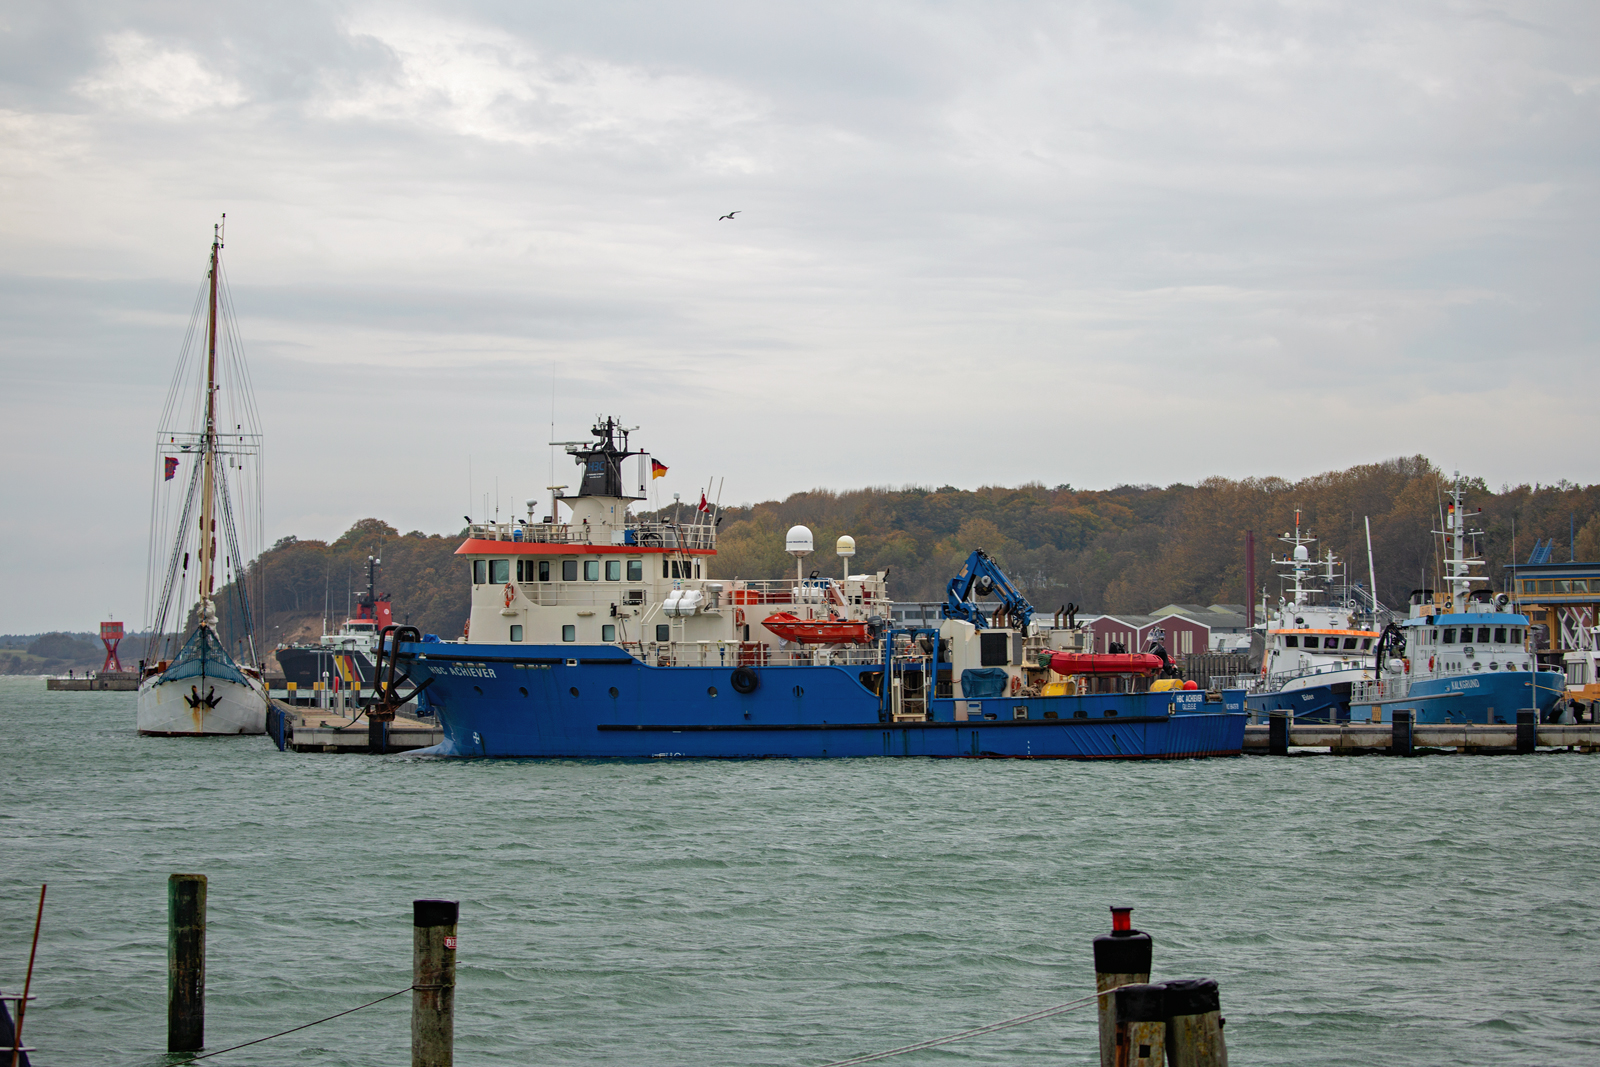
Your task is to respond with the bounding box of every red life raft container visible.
[761,612,872,645]
[1047,652,1164,675]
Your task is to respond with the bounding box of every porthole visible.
[609,686,619,698]
[793,685,804,698]
[473,685,483,696]
[519,686,529,698]
[708,686,718,697]
[569,686,580,697]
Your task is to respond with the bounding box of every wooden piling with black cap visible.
[1162,978,1227,1067]
[167,874,206,1053]
[1516,709,1536,754]
[412,898,458,1067]
[1392,709,1413,757]
[1094,906,1152,1067]
[1114,983,1167,1067]
[1267,712,1288,756]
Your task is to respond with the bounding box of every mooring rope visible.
[814,984,1135,1067]
[187,986,414,1060]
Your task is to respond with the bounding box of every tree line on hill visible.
[211,455,1600,652]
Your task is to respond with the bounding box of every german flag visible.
[651,459,668,480]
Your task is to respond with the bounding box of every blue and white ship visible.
[1348,476,1564,725]
[392,418,1245,759]
[1244,515,1385,724]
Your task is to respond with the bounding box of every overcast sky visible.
[3,1,1597,632]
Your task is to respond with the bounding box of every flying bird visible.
[719,211,740,221]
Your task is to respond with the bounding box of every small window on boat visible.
[1343,638,1358,650]
[1284,635,1299,648]
[510,624,523,642]
[539,560,551,581]
[562,559,578,581]
[1573,579,1590,593]
[1323,637,1340,650]
[515,560,525,581]
[584,560,600,581]
[605,560,622,581]
[655,624,670,642]
[1361,639,1372,650]
[562,625,576,642]
[1477,627,1491,643]
[1537,580,1553,593]
[1511,628,1523,644]
[695,561,702,577]
[472,559,486,585]
[1523,580,1536,594]
[1494,627,1507,643]
[601,624,616,641]
[627,559,643,581]
[490,559,510,584]
[1443,628,1457,644]
[1430,629,1438,642]
[1555,580,1571,593]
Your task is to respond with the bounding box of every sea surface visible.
[1,676,1596,1066]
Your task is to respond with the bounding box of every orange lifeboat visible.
[1048,652,1163,675]
[761,612,872,645]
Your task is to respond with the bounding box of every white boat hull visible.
[137,671,267,736]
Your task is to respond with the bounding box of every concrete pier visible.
[1244,721,1600,755]
[268,699,442,754]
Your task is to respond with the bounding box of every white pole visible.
[1365,516,1378,621]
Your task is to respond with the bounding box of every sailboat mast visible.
[197,224,220,623]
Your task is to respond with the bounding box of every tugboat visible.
[137,219,268,736]
[389,417,1245,759]
[277,555,395,697]
[1244,514,1384,723]
[1349,475,1564,724]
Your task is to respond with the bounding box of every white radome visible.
[786,525,814,557]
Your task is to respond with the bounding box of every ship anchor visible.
[185,685,221,709]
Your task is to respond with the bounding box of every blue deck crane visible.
[942,549,1035,631]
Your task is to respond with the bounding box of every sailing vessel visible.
[137,219,267,736]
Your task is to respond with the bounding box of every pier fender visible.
[731,667,760,695]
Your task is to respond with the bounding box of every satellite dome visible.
[836,535,856,557]
[786,525,814,557]
[1293,545,1309,562]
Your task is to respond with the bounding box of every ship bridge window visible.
[627,559,643,581]
[1342,638,1358,650]
[1323,637,1340,650]
[1522,580,1536,594]
[1360,638,1372,650]
[1511,628,1523,644]
[1477,627,1492,643]
[489,560,510,585]
[473,560,486,585]
[605,560,622,581]
[1555,580,1571,593]
[1574,579,1590,593]
[1443,628,1457,644]
[1494,627,1507,643]
[1536,580,1553,593]
[562,560,579,582]
[584,560,600,581]
[1284,635,1299,648]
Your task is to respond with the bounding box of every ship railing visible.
[513,585,655,608]
[467,520,716,550]
[726,578,889,610]
[622,640,884,668]
[1351,677,1411,702]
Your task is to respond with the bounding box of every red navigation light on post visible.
[1110,905,1133,934]
[100,621,125,673]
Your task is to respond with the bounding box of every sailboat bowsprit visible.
[137,218,268,736]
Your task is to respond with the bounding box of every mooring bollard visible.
[168,873,206,1053]
[413,899,458,1067]
[1114,983,1167,1067]
[1267,712,1288,756]
[1516,709,1536,755]
[1162,978,1227,1067]
[1094,906,1152,1067]
[1391,709,1413,757]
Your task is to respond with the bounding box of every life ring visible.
[504,583,516,608]
[731,667,760,695]
[1010,674,1022,695]
[1427,656,1434,671]
[735,608,746,627]
[1403,658,1411,673]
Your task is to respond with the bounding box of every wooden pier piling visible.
[167,874,206,1053]
[1162,978,1227,1067]
[1094,907,1152,1067]
[1516,710,1536,754]
[1114,984,1167,1067]
[1267,712,1288,756]
[1392,710,1413,756]
[412,898,458,1067]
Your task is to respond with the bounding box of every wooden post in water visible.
[1162,978,1227,1067]
[1114,984,1167,1067]
[167,874,206,1053]
[1516,710,1536,754]
[412,898,458,1067]
[1094,906,1152,1067]
[1267,712,1288,756]
[1391,710,1413,757]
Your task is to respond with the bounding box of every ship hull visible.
[277,647,375,690]
[136,671,267,735]
[1349,670,1564,726]
[1245,681,1354,723]
[399,643,1246,759]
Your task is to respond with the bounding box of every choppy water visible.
[2,677,1597,1065]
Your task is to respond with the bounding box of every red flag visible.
[698,492,710,513]
[164,457,179,481]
